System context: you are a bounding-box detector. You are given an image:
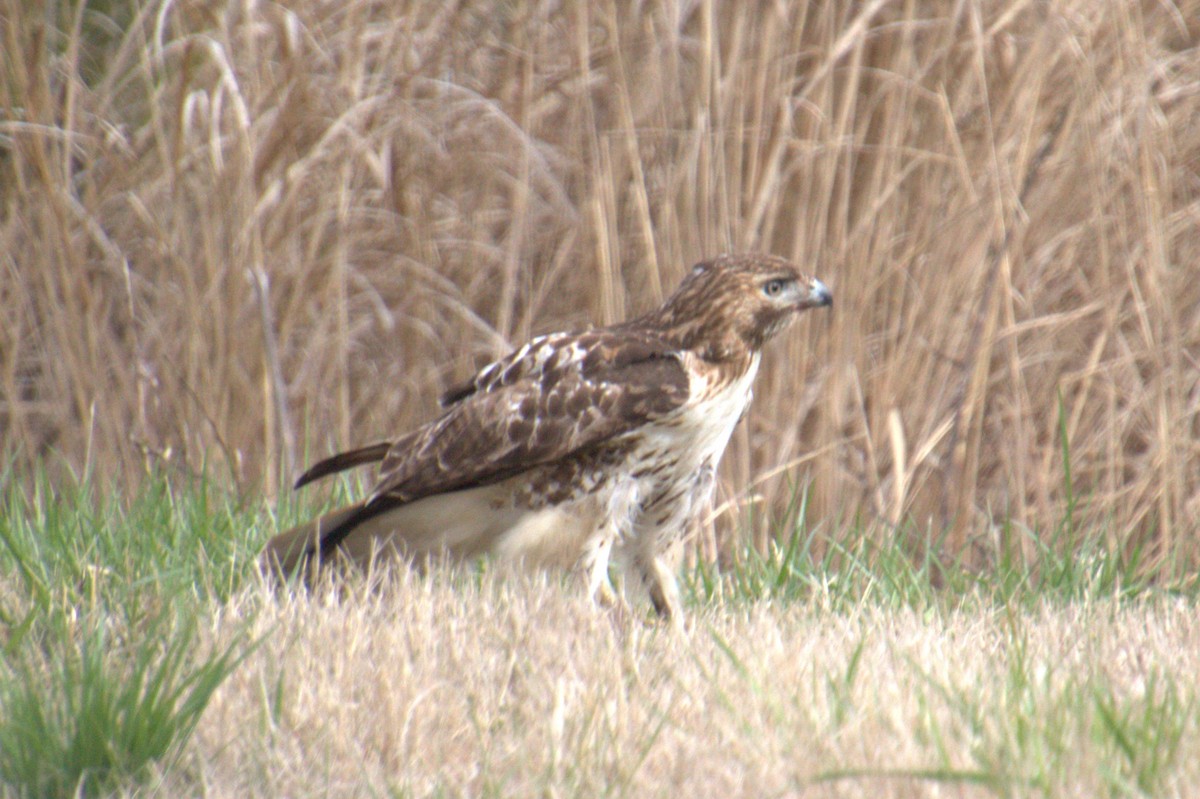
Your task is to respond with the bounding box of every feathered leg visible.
[576,534,618,607]
[638,551,683,631]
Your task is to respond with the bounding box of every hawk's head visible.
[645,253,832,360]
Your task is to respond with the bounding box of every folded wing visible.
[265,329,691,570]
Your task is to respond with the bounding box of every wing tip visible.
[293,467,320,491]
[292,442,394,491]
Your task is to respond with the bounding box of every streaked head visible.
[649,253,832,357]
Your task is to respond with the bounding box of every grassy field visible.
[3,0,1200,796]
[1,474,1198,798]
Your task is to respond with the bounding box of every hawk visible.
[262,253,831,621]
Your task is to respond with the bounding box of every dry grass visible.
[1,471,1196,797]
[3,0,1200,564]
[166,571,1198,798]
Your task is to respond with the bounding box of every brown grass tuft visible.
[2,1,1199,562]
[181,573,1200,797]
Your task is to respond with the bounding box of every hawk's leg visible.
[577,534,618,608]
[638,553,682,628]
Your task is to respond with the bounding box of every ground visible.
[177,570,1197,798]
[0,479,1195,797]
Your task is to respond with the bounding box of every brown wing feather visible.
[297,330,690,559]
[439,331,575,407]
[293,442,393,489]
[368,330,689,506]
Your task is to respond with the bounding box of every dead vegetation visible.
[2,0,1199,564]
[181,571,1200,798]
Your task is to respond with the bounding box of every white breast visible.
[674,352,761,469]
[607,353,761,544]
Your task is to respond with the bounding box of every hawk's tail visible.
[260,500,378,578]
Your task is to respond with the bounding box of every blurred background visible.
[2,0,1198,568]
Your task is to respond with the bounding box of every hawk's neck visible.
[626,313,755,370]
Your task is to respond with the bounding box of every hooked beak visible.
[806,278,832,309]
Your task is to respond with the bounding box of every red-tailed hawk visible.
[263,253,831,621]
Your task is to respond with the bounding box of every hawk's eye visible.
[763,279,786,297]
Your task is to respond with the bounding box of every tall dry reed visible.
[2,0,1198,567]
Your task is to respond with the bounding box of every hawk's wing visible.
[297,328,690,508]
[293,442,392,488]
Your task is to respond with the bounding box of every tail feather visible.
[260,501,372,577]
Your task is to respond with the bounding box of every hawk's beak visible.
[807,278,832,308]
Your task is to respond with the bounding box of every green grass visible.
[0,611,251,798]
[0,465,1196,796]
[685,503,1186,615]
[0,467,282,797]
